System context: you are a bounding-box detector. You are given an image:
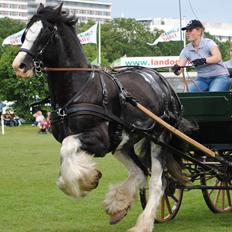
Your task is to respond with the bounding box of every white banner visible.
[147,28,181,46]
[2,29,25,46]
[78,23,97,44]
[2,24,98,46]
[116,56,180,68]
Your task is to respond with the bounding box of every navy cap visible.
[181,20,204,31]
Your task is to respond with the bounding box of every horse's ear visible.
[37,3,44,13]
[54,3,63,15]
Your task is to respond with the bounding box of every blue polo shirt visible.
[180,38,229,77]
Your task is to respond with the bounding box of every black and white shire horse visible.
[12,4,191,232]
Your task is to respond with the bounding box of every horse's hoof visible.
[91,170,102,189]
[109,208,128,225]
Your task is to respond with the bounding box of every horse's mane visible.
[28,4,78,28]
[27,4,89,67]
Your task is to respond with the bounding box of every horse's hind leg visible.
[104,137,146,224]
[128,143,164,232]
[57,135,102,198]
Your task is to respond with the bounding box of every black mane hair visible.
[26,3,78,33]
[25,3,88,67]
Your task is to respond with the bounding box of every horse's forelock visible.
[34,5,77,27]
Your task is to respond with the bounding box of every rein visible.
[42,67,103,72]
[41,66,150,73]
[33,65,108,77]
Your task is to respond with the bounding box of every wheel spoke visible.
[160,196,165,220]
[170,195,179,202]
[140,182,183,223]
[202,175,232,212]
[209,179,220,196]
[225,182,231,207]
[213,185,221,208]
[165,195,172,214]
[200,153,232,213]
[221,183,225,210]
[226,190,231,207]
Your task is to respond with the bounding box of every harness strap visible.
[65,103,153,177]
[99,72,109,108]
[66,103,133,130]
[19,48,36,57]
[58,71,95,114]
[66,103,155,133]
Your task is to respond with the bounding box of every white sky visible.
[107,0,232,24]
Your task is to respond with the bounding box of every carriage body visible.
[178,91,232,150]
[142,91,232,222]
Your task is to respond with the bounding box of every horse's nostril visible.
[19,63,27,69]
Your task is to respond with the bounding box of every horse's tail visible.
[166,118,198,184]
[139,118,197,185]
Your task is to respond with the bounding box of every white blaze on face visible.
[12,20,43,78]
[22,20,43,50]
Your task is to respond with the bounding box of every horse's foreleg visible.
[128,144,164,232]
[104,140,146,224]
[57,135,102,198]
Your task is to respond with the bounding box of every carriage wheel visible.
[140,180,184,223]
[200,175,232,213]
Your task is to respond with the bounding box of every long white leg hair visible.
[57,135,102,198]
[104,133,147,224]
[128,143,164,232]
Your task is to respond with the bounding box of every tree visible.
[0,17,231,121]
[101,18,159,64]
[77,18,160,66]
[0,46,48,120]
[0,18,49,121]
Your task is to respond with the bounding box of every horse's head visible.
[12,3,82,78]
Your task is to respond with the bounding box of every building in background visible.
[0,0,112,23]
[137,17,232,42]
[0,1,231,42]
[0,0,28,21]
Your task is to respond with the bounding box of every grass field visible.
[0,125,231,232]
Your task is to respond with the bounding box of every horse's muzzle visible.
[12,51,34,78]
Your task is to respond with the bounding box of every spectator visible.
[40,112,51,134]
[32,111,45,127]
[3,108,21,126]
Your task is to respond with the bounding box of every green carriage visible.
[140,91,232,222]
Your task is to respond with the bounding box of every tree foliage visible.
[0,18,48,120]
[0,17,230,121]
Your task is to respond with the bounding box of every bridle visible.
[17,17,123,76]
[18,18,58,77]
[19,21,106,76]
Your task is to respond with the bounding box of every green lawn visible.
[0,125,231,232]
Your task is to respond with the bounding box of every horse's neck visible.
[58,27,89,68]
[47,72,91,108]
[46,27,91,107]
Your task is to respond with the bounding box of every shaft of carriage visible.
[127,97,214,155]
[126,97,232,170]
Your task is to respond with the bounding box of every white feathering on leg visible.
[57,135,98,198]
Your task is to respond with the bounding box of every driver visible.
[172,19,230,92]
